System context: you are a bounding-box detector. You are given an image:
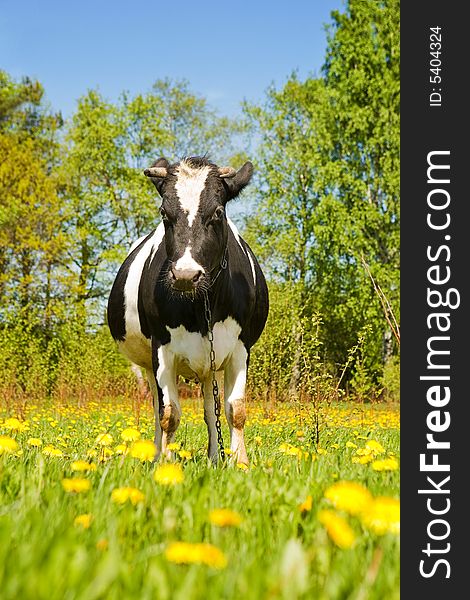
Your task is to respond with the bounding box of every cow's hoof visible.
[234,451,249,467]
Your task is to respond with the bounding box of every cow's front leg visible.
[224,341,249,465]
[202,371,223,464]
[146,369,163,459]
[153,342,181,458]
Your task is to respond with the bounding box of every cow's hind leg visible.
[153,341,181,458]
[224,342,249,465]
[202,372,223,464]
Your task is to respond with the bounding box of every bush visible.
[381,355,400,402]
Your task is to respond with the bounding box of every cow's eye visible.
[212,206,225,221]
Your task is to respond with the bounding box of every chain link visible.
[202,289,225,462]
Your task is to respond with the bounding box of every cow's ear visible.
[144,157,169,196]
[222,161,254,201]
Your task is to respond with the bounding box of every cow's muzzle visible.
[169,266,203,292]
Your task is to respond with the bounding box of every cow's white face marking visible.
[174,245,205,274]
[175,160,210,227]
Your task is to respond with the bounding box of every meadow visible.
[1,4,400,597]
[0,396,399,600]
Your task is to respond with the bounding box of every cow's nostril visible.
[171,267,203,290]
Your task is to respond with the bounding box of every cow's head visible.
[144,156,253,293]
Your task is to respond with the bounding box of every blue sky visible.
[1,0,345,118]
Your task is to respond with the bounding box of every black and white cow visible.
[107,156,268,464]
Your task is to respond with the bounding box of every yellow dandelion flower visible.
[324,481,372,516]
[121,428,141,442]
[345,441,357,449]
[111,486,145,505]
[361,497,400,535]
[27,437,43,447]
[71,460,97,472]
[154,463,184,485]
[166,442,181,451]
[129,439,156,462]
[352,454,375,464]
[86,449,98,458]
[114,444,128,455]
[372,457,399,471]
[296,430,305,438]
[224,448,234,455]
[61,478,91,493]
[286,446,302,458]
[74,514,93,529]
[318,509,356,549]
[236,462,249,471]
[3,417,26,432]
[95,433,113,446]
[365,440,385,455]
[209,508,243,527]
[299,495,313,513]
[178,449,192,459]
[0,435,19,454]
[43,445,63,457]
[165,542,227,569]
[279,442,302,458]
[254,436,263,445]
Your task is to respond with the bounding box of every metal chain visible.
[202,289,225,462]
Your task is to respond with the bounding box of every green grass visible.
[0,399,400,600]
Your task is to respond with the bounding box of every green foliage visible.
[349,325,379,401]
[244,0,400,393]
[243,76,332,284]
[0,307,133,405]
[248,283,300,399]
[0,0,400,403]
[381,356,400,403]
[0,70,44,135]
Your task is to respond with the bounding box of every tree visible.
[243,0,400,392]
[317,0,400,376]
[243,76,333,287]
[0,70,43,133]
[0,72,67,325]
